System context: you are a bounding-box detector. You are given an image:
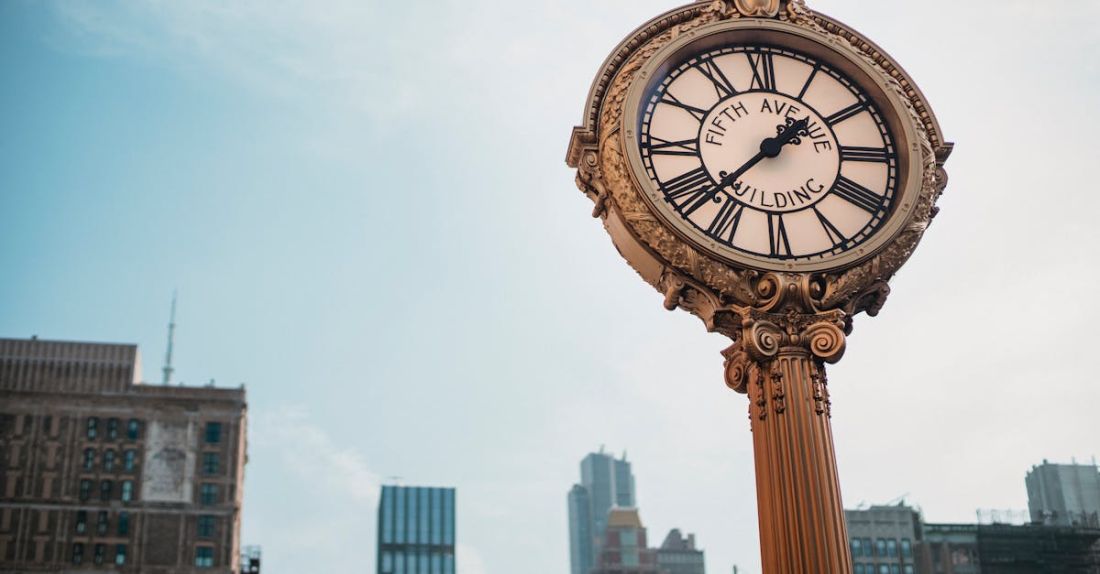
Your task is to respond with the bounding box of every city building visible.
[240,546,261,573]
[656,528,705,574]
[590,508,660,574]
[377,485,455,574]
[845,503,921,574]
[568,449,636,574]
[1026,460,1100,527]
[0,337,247,573]
[914,523,979,574]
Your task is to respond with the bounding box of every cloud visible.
[457,543,489,574]
[246,406,382,573]
[256,405,382,505]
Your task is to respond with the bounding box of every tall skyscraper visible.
[377,485,455,574]
[1026,460,1100,527]
[656,529,705,574]
[0,337,247,572]
[567,449,636,574]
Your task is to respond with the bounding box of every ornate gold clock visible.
[566,1,951,571]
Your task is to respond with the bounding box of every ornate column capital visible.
[722,310,845,394]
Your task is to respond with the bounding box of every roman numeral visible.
[797,64,819,100]
[696,59,738,99]
[813,207,847,247]
[644,136,700,157]
[825,101,869,126]
[706,198,744,243]
[747,52,776,92]
[768,214,792,258]
[839,146,892,163]
[660,93,707,121]
[831,176,883,213]
[662,167,713,211]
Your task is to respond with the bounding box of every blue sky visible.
[2,1,1099,573]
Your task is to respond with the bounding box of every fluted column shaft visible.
[748,349,850,573]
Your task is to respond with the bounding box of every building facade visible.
[1026,461,1100,527]
[655,529,704,574]
[845,504,921,574]
[568,450,636,574]
[590,508,660,574]
[377,485,455,574]
[0,337,247,573]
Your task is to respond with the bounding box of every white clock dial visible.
[638,45,899,262]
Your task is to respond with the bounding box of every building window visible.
[195,546,215,568]
[854,565,864,574]
[851,538,863,557]
[878,565,889,574]
[200,483,218,505]
[43,415,53,435]
[121,480,134,502]
[886,539,897,557]
[903,566,914,574]
[94,544,106,565]
[79,479,92,501]
[99,480,113,501]
[118,512,130,535]
[83,448,96,470]
[75,510,87,534]
[875,539,887,557]
[198,515,216,538]
[862,538,872,557]
[901,538,912,558]
[890,566,900,574]
[205,422,222,444]
[126,419,141,440]
[71,543,84,565]
[115,544,127,565]
[103,450,117,472]
[124,449,137,472]
[96,511,109,535]
[202,452,220,475]
[107,418,119,440]
[86,418,98,439]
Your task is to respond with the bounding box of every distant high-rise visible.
[590,508,660,574]
[377,485,455,574]
[1026,460,1100,527]
[567,449,636,574]
[656,529,705,574]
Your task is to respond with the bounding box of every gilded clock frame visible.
[567,0,952,326]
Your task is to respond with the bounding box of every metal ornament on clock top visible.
[621,18,923,274]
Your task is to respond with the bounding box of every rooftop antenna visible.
[162,291,177,386]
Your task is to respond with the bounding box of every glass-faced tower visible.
[567,451,636,574]
[377,485,456,574]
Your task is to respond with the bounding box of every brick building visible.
[0,337,247,573]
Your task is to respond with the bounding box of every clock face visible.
[637,44,900,265]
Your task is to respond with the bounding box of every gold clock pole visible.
[566,0,952,572]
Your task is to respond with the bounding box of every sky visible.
[1,1,1099,572]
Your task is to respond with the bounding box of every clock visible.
[621,20,924,273]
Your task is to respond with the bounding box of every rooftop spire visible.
[161,291,177,385]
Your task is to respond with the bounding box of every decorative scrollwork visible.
[722,344,753,394]
[733,0,780,18]
[746,321,783,360]
[803,321,846,363]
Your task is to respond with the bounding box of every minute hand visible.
[718,116,811,191]
[682,117,811,216]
